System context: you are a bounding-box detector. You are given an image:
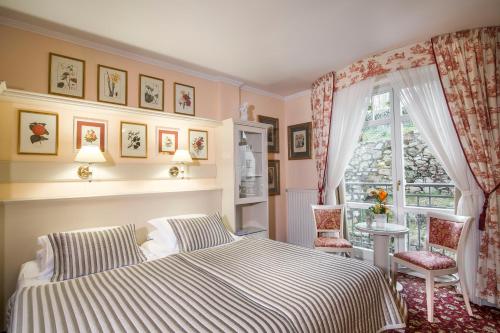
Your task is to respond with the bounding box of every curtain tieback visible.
[479,182,500,231]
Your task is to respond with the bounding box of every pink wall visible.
[284,92,317,190]
[0,25,220,119]
[0,24,290,241]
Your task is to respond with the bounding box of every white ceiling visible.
[1,0,499,97]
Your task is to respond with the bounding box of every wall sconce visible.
[170,149,193,179]
[74,146,106,181]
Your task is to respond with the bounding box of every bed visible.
[9,216,406,332]
[8,237,406,333]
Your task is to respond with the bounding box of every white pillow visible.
[147,214,208,250]
[140,240,179,260]
[36,226,118,278]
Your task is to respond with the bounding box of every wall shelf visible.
[0,82,222,128]
[0,178,221,203]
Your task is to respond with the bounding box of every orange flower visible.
[378,190,388,202]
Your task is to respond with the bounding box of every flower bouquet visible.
[366,188,390,226]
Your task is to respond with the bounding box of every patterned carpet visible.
[391,273,500,332]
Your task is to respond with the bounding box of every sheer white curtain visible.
[325,77,375,204]
[389,65,484,303]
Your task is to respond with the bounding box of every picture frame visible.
[18,110,59,155]
[174,83,195,116]
[268,160,281,196]
[49,52,85,99]
[158,128,178,154]
[120,121,147,158]
[98,65,128,105]
[139,74,164,111]
[74,118,107,152]
[258,115,279,153]
[288,122,312,160]
[188,129,208,160]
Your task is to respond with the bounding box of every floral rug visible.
[390,273,500,332]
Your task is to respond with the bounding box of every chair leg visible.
[391,260,397,288]
[459,276,473,316]
[425,273,434,322]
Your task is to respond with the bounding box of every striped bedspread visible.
[9,238,406,333]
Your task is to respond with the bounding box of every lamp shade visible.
[74,146,106,163]
[172,149,193,163]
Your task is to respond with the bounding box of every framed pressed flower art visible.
[98,65,128,105]
[49,53,85,99]
[18,110,59,155]
[288,122,312,160]
[139,74,164,111]
[174,83,195,116]
[158,128,178,154]
[121,122,147,158]
[268,160,280,196]
[258,115,279,153]
[188,129,208,160]
[74,118,107,152]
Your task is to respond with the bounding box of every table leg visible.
[373,234,390,275]
[373,234,403,291]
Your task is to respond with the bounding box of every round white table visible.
[355,222,409,290]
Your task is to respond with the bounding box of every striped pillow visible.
[49,224,146,282]
[167,213,233,252]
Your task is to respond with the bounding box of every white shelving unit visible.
[217,119,270,238]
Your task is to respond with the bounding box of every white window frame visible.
[345,84,454,258]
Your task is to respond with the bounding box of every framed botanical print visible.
[121,122,147,158]
[74,118,107,152]
[258,115,279,153]
[98,65,128,105]
[49,53,85,98]
[174,83,195,116]
[188,129,208,160]
[18,110,58,155]
[288,122,312,160]
[139,74,164,111]
[158,129,178,154]
[268,160,280,196]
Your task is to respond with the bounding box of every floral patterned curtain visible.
[311,72,334,204]
[432,26,500,305]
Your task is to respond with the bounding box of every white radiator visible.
[286,188,318,248]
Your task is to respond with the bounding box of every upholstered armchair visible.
[391,212,473,322]
[311,205,353,256]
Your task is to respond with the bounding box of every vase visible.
[374,214,387,227]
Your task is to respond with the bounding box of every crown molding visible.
[0,16,301,101]
[284,89,311,101]
[0,15,247,87]
[240,85,284,100]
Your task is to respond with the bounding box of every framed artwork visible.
[158,129,178,154]
[288,122,312,160]
[188,129,208,160]
[139,74,164,111]
[98,65,128,105]
[174,83,195,116]
[74,118,107,152]
[49,53,85,98]
[258,115,279,153]
[121,122,147,158]
[18,110,59,155]
[268,160,281,196]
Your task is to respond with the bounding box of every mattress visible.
[8,238,406,332]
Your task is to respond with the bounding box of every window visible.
[344,87,455,252]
